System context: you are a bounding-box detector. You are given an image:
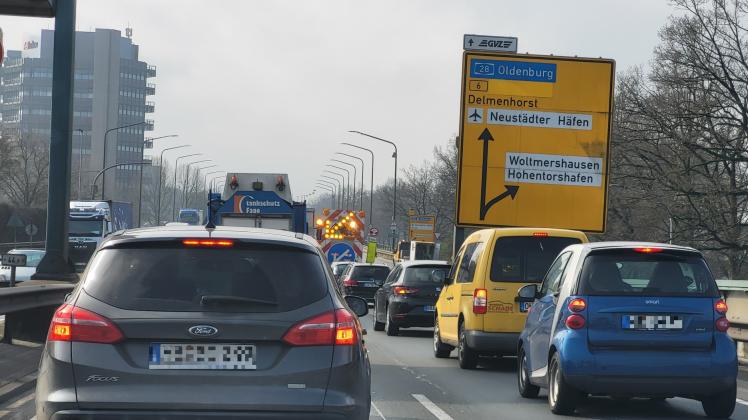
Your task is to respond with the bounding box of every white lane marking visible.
[412,394,454,420]
[371,401,387,419]
[737,398,748,406]
[7,391,35,408]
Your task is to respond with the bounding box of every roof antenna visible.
[205,188,217,231]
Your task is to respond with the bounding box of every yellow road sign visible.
[456,52,615,232]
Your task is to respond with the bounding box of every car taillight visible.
[568,298,586,312]
[182,239,234,247]
[343,278,358,286]
[633,247,662,253]
[565,314,586,329]
[716,317,730,332]
[47,304,124,344]
[473,288,487,314]
[715,299,728,315]
[393,286,419,295]
[282,309,357,346]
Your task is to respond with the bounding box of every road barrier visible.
[0,280,75,343]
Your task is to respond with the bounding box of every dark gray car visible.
[36,226,371,419]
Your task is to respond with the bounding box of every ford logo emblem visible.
[188,325,218,337]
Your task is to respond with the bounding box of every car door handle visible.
[446,297,454,301]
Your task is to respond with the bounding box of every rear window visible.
[350,265,390,282]
[403,265,450,286]
[490,236,582,283]
[332,263,350,276]
[83,243,329,312]
[578,249,719,297]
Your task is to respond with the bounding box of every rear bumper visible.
[565,375,735,397]
[464,330,519,355]
[389,300,436,327]
[49,410,363,420]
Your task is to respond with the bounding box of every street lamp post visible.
[137,134,178,227]
[203,171,222,194]
[156,145,190,225]
[335,152,365,212]
[209,174,224,192]
[331,159,357,210]
[101,121,148,199]
[341,142,375,231]
[348,131,399,248]
[187,164,217,207]
[320,175,343,208]
[92,162,150,199]
[180,159,211,213]
[316,184,335,208]
[172,153,202,221]
[323,170,348,209]
[325,165,351,209]
[75,129,85,200]
[316,182,337,209]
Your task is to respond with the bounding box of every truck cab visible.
[68,200,132,271]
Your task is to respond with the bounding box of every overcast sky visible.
[2,0,677,199]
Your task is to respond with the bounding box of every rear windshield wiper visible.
[200,295,278,306]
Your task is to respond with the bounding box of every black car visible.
[373,260,450,336]
[341,263,391,303]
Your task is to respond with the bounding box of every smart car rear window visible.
[577,249,719,297]
[83,243,329,312]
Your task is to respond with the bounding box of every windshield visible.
[578,250,719,297]
[8,250,45,267]
[490,236,582,283]
[350,265,391,282]
[403,265,450,286]
[83,243,329,312]
[69,220,104,237]
[179,211,200,225]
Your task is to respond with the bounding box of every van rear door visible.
[484,235,583,333]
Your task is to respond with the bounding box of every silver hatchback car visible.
[36,226,371,419]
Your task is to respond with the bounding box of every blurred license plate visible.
[364,282,378,287]
[424,305,435,312]
[622,315,683,330]
[149,343,256,370]
[520,302,533,312]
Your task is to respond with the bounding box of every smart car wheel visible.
[433,315,452,358]
[517,347,540,398]
[701,382,736,419]
[457,322,478,369]
[548,352,580,415]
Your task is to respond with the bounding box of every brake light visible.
[473,288,487,314]
[715,299,728,314]
[282,309,357,346]
[393,286,419,295]
[716,317,730,332]
[343,278,358,286]
[565,314,586,329]
[568,298,586,312]
[633,247,662,253]
[533,232,549,237]
[182,239,234,247]
[47,304,124,344]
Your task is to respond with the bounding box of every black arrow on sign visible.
[478,127,519,220]
[468,38,474,46]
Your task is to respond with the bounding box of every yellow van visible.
[433,228,589,369]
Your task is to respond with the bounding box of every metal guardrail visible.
[0,281,75,343]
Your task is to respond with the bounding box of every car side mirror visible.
[431,269,447,284]
[517,284,538,302]
[344,295,369,317]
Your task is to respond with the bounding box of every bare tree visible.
[610,0,748,277]
[0,137,50,209]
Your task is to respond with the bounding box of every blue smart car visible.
[516,242,737,418]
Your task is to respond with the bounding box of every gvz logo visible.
[479,40,513,49]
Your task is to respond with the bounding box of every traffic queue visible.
[359,227,737,419]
